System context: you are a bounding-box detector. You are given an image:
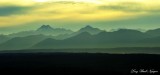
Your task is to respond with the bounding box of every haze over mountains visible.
[0,25,160,50]
[8,25,73,37]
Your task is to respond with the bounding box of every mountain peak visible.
[85,25,93,28]
[40,25,53,29]
[37,25,54,31]
[82,25,94,29]
[78,25,103,34]
[79,25,97,31]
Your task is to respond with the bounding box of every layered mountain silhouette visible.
[32,29,159,49]
[77,25,103,34]
[0,35,11,44]
[52,25,104,39]
[9,25,73,37]
[36,25,73,36]
[0,25,160,50]
[32,32,96,49]
[0,35,53,50]
[146,28,160,38]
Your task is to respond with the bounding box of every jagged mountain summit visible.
[78,25,104,35]
[9,25,73,37]
[8,25,103,38]
[37,25,54,32]
[36,25,73,36]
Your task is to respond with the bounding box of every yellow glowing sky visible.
[0,0,160,33]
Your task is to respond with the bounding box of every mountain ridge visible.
[0,25,160,50]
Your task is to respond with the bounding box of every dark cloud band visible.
[0,6,32,16]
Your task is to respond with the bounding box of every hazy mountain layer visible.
[0,25,160,50]
[0,35,11,44]
[8,25,73,38]
[0,35,53,50]
[32,30,160,49]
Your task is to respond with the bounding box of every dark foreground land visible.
[0,52,160,74]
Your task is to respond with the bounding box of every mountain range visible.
[0,25,160,50]
[8,25,73,37]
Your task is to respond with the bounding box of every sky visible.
[0,0,160,34]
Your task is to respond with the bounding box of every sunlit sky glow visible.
[0,0,160,34]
